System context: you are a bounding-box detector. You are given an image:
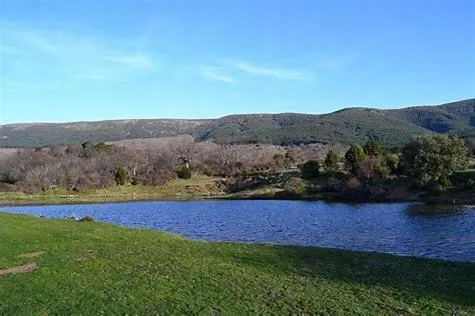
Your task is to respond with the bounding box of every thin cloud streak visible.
[200,66,236,84]
[0,20,155,81]
[227,60,308,80]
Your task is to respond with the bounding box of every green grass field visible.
[0,213,474,314]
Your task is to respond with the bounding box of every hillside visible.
[0,119,209,148]
[1,99,473,148]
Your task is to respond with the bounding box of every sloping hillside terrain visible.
[1,99,473,148]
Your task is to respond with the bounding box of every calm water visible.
[1,200,474,262]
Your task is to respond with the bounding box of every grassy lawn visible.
[0,213,474,314]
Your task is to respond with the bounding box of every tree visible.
[324,150,340,172]
[384,153,400,175]
[115,166,128,185]
[363,140,382,158]
[344,144,366,175]
[402,134,468,185]
[177,165,192,179]
[300,160,320,179]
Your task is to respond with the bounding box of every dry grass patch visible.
[16,251,44,258]
[0,263,40,277]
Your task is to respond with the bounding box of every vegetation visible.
[402,135,469,186]
[177,165,192,179]
[115,166,128,185]
[344,144,367,175]
[363,140,383,158]
[1,99,473,148]
[324,150,340,171]
[300,160,320,179]
[1,133,474,205]
[0,213,473,314]
[0,176,224,206]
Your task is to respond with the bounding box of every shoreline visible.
[0,211,473,264]
[0,212,474,314]
[1,191,474,207]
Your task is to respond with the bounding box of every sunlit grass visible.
[0,213,473,314]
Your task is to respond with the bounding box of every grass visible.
[0,175,224,206]
[0,213,474,314]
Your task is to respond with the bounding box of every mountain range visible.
[1,98,473,148]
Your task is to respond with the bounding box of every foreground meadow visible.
[0,213,474,314]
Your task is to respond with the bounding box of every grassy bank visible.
[0,213,474,314]
[0,175,225,206]
[1,172,474,206]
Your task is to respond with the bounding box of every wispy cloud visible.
[200,66,236,84]
[227,61,308,81]
[0,20,155,82]
[99,53,153,70]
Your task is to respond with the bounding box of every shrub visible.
[203,166,213,177]
[323,177,344,192]
[115,166,128,185]
[384,153,400,175]
[450,170,475,188]
[376,165,390,178]
[344,144,367,175]
[177,165,192,179]
[363,140,383,158]
[324,150,340,172]
[284,177,306,195]
[438,177,452,188]
[300,160,320,179]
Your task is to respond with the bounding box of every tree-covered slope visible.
[202,109,428,146]
[388,99,475,134]
[0,119,209,148]
[1,99,473,148]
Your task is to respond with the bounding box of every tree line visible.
[0,137,335,193]
[0,134,471,194]
[300,134,471,188]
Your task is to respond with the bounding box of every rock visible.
[79,215,94,222]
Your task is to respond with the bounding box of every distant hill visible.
[1,99,473,148]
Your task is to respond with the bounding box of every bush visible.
[376,165,390,178]
[300,160,320,179]
[324,150,340,172]
[363,140,382,158]
[450,170,475,188]
[384,153,400,175]
[115,166,128,185]
[438,177,452,188]
[283,177,307,194]
[344,144,367,175]
[177,165,192,179]
[323,177,344,192]
[203,167,213,177]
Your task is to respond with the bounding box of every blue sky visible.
[1,0,474,124]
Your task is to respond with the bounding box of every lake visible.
[1,200,474,262]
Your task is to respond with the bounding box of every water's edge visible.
[1,200,474,263]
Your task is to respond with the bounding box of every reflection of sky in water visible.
[1,201,474,262]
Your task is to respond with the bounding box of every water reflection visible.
[407,203,470,216]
